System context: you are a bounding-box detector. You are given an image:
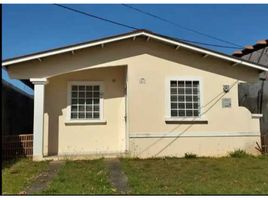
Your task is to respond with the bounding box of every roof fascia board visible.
[2,31,267,72]
[143,32,268,72]
[2,32,144,66]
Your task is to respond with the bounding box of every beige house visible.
[3,30,268,161]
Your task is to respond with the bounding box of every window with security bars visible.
[70,84,101,120]
[170,80,200,117]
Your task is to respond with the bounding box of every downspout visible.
[124,66,129,154]
[259,71,267,153]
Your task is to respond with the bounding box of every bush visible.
[229,149,249,158]
[184,153,197,159]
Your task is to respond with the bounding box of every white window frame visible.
[65,81,106,124]
[165,77,206,122]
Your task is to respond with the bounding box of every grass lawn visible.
[42,159,115,194]
[121,156,268,194]
[3,156,268,195]
[2,158,49,194]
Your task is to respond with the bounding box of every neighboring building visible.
[233,39,268,68]
[2,79,34,136]
[2,30,268,161]
[233,39,268,152]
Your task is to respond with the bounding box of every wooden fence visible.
[2,134,33,160]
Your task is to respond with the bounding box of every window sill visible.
[251,114,263,119]
[65,119,107,125]
[165,117,208,124]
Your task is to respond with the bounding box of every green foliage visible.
[184,153,197,159]
[229,149,250,158]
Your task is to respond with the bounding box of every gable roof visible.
[2,29,268,72]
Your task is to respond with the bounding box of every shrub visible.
[229,149,249,158]
[184,153,197,159]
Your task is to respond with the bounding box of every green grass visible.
[42,159,115,194]
[2,158,49,194]
[4,156,268,195]
[121,156,268,194]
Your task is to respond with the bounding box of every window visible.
[170,80,200,117]
[68,81,103,121]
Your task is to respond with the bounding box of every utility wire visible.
[122,4,244,48]
[170,37,239,49]
[54,4,265,55]
[54,4,241,50]
[54,4,139,30]
[122,4,268,56]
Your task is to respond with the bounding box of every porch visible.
[31,66,128,160]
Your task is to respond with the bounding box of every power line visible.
[122,4,267,57]
[54,4,264,55]
[171,37,239,49]
[54,4,241,50]
[54,4,139,30]
[121,4,244,48]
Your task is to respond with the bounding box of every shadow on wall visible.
[46,108,60,156]
[44,93,60,156]
[44,66,126,156]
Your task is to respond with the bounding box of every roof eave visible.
[2,30,268,72]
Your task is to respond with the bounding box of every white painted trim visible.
[129,131,260,138]
[3,31,267,72]
[144,32,268,72]
[32,83,46,158]
[2,32,143,66]
[125,67,129,152]
[252,113,263,119]
[58,150,126,157]
[165,77,204,120]
[65,120,107,125]
[175,45,180,50]
[66,81,104,123]
[165,117,208,122]
[30,78,48,85]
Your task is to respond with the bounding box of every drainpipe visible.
[259,73,265,112]
[259,71,266,153]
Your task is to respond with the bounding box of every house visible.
[233,39,268,152]
[232,39,268,67]
[2,30,268,161]
[2,79,33,136]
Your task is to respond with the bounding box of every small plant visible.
[184,153,197,159]
[229,149,249,158]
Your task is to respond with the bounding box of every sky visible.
[2,4,268,95]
